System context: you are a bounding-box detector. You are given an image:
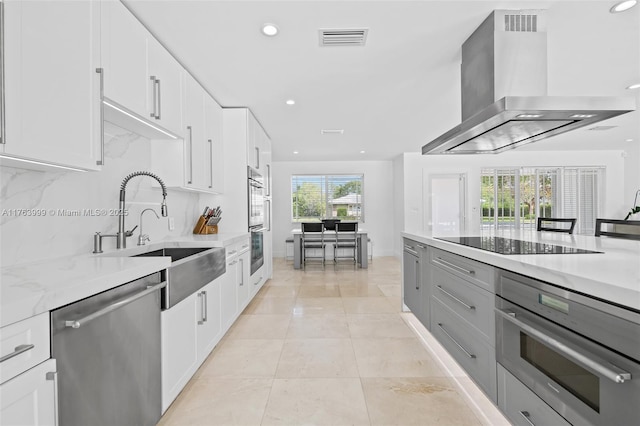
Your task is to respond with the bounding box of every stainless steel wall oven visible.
[248,166,264,275]
[495,269,640,426]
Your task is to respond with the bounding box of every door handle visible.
[149,76,158,118]
[208,139,213,188]
[96,68,104,165]
[187,126,193,184]
[0,344,35,363]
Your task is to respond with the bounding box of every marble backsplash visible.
[0,123,209,267]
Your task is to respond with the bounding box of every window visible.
[480,167,604,235]
[291,174,364,222]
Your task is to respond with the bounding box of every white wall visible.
[394,149,627,257]
[0,123,205,267]
[271,160,394,258]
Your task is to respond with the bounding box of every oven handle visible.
[496,308,632,384]
[251,227,266,233]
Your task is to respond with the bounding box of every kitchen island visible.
[401,230,640,426]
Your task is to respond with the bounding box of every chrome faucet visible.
[93,171,168,253]
[138,208,160,246]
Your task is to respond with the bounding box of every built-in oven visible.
[495,269,640,426]
[250,227,264,275]
[248,166,264,229]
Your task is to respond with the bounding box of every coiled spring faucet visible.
[93,171,168,253]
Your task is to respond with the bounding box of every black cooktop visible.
[435,236,602,255]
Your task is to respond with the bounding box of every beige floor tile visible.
[347,313,416,338]
[198,339,283,378]
[226,314,291,339]
[385,296,403,312]
[293,297,345,315]
[275,338,359,378]
[158,378,272,426]
[286,314,351,338]
[343,297,396,314]
[259,286,299,299]
[297,284,341,297]
[361,377,482,426]
[339,285,385,297]
[262,378,370,426]
[377,284,401,297]
[352,338,446,377]
[244,297,296,315]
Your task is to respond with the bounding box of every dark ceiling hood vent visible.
[422,10,635,155]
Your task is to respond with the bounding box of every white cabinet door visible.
[100,0,148,119]
[2,0,101,171]
[147,36,183,135]
[204,95,224,194]
[196,279,222,361]
[183,74,206,190]
[0,359,57,426]
[161,292,198,413]
[236,252,250,314]
[220,259,238,331]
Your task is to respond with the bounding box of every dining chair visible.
[301,222,326,269]
[321,218,341,231]
[333,222,358,270]
[537,217,577,234]
[595,219,640,240]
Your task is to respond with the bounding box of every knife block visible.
[203,225,218,234]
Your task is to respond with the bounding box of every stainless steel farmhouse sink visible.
[134,246,226,309]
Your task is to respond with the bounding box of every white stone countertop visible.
[0,232,249,327]
[401,230,640,312]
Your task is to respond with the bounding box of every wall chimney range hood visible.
[422,10,635,155]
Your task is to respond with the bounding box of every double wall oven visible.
[495,269,640,425]
[248,166,265,275]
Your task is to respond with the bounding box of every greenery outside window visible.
[480,167,604,235]
[291,174,364,222]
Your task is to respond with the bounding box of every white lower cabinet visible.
[196,280,222,361]
[497,364,571,426]
[0,359,58,426]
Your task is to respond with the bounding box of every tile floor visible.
[158,257,508,426]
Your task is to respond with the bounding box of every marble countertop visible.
[402,230,640,312]
[0,232,249,327]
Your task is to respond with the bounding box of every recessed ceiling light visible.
[610,0,637,13]
[262,23,279,37]
[285,99,295,105]
[570,114,596,119]
[293,151,299,154]
[626,83,640,90]
[360,150,366,154]
[626,138,634,142]
[320,129,344,135]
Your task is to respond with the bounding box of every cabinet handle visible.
[415,259,420,290]
[149,76,158,118]
[519,411,535,426]
[254,276,262,286]
[96,68,104,165]
[46,371,59,426]
[265,164,271,196]
[208,139,213,188]
[404,246,418,256]
[255,146,260,169]
[187,126,193,184]
[0,1,5,145]
[0,344,35,363]
[65,282,166,329]
[436,285,475,310]
[435,257,475,276]
[239,258,244,286]
[155,78,161,119]
[437,323,476,359]
[198,291,208,324]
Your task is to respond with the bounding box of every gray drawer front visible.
[431,266,494,343]
[431,297,497,402]
[497,364,571,426]
[430,247,494,292]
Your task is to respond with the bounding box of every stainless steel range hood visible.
[422,10,635,155]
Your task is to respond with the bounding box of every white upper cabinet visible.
[204,94,224,194]
[1,0,102,171]
[100,0,181,139]
[183,73,207,190]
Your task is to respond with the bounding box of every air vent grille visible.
[319,29,368,46]
[504,14,538,32]
[588,126,617,131]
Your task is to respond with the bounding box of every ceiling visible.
[123,0,640,162]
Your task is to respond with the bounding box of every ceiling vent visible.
[503,13,539,32]
[588,125,617,131]
[319,29,368,46]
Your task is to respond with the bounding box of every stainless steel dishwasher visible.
[51,272,165,426]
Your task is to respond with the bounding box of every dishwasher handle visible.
[65,282,166,329]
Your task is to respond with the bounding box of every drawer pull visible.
[519,411,535,426]
[437,323,476,359]
[0,344,35,363]
[435,257,475,276]
[436,285,475,310]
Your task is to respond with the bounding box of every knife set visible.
[193,206,222,234]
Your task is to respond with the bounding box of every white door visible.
[425,173,467,236]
